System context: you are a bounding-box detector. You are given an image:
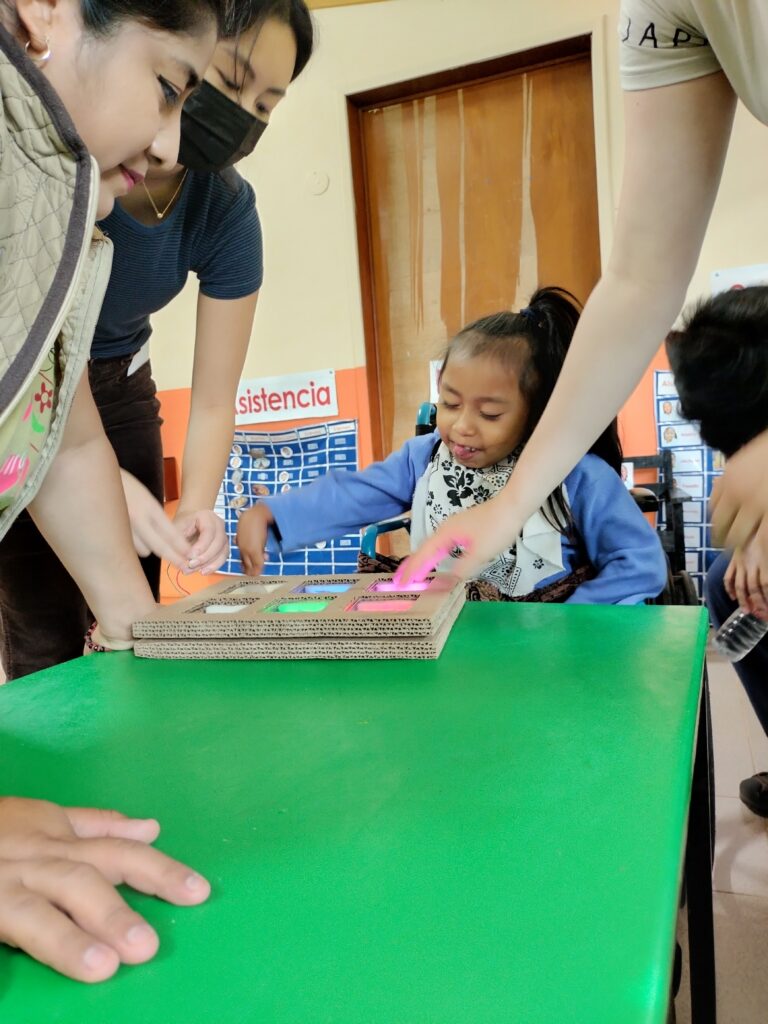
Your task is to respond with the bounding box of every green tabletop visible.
[0,603,708,1024]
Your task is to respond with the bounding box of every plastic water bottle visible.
[713,608,768,662]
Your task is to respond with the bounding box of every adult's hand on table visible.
[0,797,210,983]
[394,496,521,586]
[120,471,192,572]
[175,509,229,575]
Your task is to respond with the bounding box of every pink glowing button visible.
[370,580,431,594]
[348,598,417,613]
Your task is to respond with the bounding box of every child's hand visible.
[236,503,274,576]
[724,545,768,620]
[175,509,229,575]
[120,471,193,572]
[0,797,210,983]
[396,496,521,586]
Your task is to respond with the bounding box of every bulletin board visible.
[654,370,724,597]
[215,419,361,576]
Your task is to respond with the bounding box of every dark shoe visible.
[739,772,768,817]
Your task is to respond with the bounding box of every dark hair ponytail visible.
[520,286,622,476]
[446,286,623,533]
[221,0,314,79]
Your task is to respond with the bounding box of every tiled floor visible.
[675,653,768,1023]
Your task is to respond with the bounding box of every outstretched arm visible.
[398,72,737,584]
[237,434,436,574]
[27,375,157,644]
[176,291,259,575]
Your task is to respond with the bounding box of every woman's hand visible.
[723,544,768,620]
[120,471,192,572]
[175,509,229,575]
[711,429,768,579]
[236,504,274,576]
[395,495,521,586]
[0,797,210,983]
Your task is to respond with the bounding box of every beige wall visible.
[149,0,768,392]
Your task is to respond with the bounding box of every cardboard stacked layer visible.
[133,573,465,660]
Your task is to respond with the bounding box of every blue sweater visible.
[262,432,667,605]
[93,169,263,358]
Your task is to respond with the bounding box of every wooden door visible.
[352,48,601,461]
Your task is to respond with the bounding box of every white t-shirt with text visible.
[620,0,768,124]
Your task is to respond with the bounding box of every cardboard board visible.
[134,574,465,660]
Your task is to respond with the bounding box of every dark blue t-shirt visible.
[92,168,263,359]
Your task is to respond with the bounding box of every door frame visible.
[347,34,594,461]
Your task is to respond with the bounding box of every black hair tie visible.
[519,306,545,330]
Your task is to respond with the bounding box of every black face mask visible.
[179,81,267,172]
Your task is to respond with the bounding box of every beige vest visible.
[0,26,112,538]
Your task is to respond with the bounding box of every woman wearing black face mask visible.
[0,0,314,681]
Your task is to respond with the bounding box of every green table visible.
[0,603,712,1023]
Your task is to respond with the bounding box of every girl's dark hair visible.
[221,0,314,80]
[666,285,768,457]
[79,0,224,35]
[443,286,623,533]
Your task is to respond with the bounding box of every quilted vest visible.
[0,25,112,538]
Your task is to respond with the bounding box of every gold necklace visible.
[141,169,189,220]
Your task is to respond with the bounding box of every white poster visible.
[711,262,768,294]
[670,448,704,473]
[658,421,703,449]
[234,369,338,426]
[429,360,442,403]
[655,371,678,398]
[656,397,685,424]
[674,473,706,500]
[683,502,704,524]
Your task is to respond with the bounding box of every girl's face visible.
[38,4,216,216]
[147,17,298,179]
[436,353,530,469]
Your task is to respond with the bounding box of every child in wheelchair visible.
[237,287,666,603]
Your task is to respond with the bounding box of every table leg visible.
[685,665,717,1023]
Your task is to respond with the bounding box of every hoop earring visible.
[25,38,52,67]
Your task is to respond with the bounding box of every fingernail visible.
[185,873,206,891]
[126,924,155,946]
[188,559,200,569]
[83,943,114,971]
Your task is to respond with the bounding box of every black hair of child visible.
[446,286,623,533]
[667,285,768,458]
